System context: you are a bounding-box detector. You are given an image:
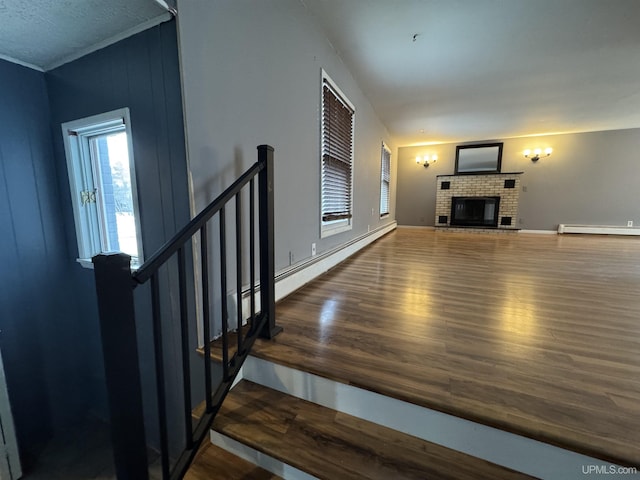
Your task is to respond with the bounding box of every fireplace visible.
[435,173,522,230]
[450,196,500,227]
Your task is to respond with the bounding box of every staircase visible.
[207,379,531,480]
[184,347,535,479]
[187,323,638,479]
[94,145,281,480]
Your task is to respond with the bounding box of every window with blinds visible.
[321,75,354,232]
[380,142,391,216]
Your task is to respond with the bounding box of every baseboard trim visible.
[558,224,640,236]
[212,222,398,342]
[274,222,396,301]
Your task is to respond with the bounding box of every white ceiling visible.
[2,1,640,146]
[303,0,640,145]
[0,0,168,71]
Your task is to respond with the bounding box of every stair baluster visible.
[94,145,280,480]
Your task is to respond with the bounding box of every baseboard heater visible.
[558,224,640,236]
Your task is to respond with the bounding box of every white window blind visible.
[380,143,391,216]
[321,78,354,223]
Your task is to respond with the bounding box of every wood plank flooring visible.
[250,229,640,467]
[214,380,533,480]
[185,442,281,480]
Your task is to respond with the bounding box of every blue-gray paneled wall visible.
[46,19,192,451]
[47,20,190,258]
[0,58,95,465]
[0,18,190,466]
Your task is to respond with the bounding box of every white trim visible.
[152,0,177,15]
[319,221,352,238]
[320,69,355,111]
[197,225,392,345]
[558,224,640,236]
[275,222,396,301]
[76,257,141,271]
[44,13,172,71]
[199,222,397,347]
[520,229,557,235]
[76,258,94,269]
[242,356,628,480]
[0,53,43,72]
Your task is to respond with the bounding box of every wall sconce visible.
[416,154,438,168]
[524,147,552,162]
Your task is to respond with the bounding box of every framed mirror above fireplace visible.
[455,143,503,174]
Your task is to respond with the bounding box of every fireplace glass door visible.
[450,196,500,227]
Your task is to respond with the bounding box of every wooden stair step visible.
[184,441,281,480]
[213,380,535,480]
[197,324,253,362]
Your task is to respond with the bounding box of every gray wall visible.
[177,0,397,274]
[396,128,640,230]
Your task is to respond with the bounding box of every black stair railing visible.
[93,145,281,480]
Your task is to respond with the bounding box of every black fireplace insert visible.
[450,196,500,227]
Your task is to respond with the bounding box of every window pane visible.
[94,131,138,258]
[62,108,142,265]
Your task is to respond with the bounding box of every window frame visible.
[61,108,143,268]
[320,70,355,238]
[380,142,391,218]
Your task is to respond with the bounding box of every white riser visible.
[210,356,635,480]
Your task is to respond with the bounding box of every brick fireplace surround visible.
[435,173,523,230]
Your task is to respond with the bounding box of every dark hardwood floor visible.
[214,380,533,480]
[250,228,640,467]
[184,442,281,480]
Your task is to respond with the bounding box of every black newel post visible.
[257,144,282,339]
[93,253,150,480]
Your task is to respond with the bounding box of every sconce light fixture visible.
[524,147,552,162]
[416,154,438,168]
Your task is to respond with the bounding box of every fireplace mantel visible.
[435,173,523,230]
[436,171,524,178]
